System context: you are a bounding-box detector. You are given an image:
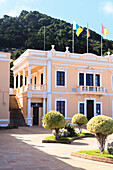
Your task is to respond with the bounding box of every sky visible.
[0,0,113,40]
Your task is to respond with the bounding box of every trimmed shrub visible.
[42,110,65,139]
[87,115,113,153]
[72,114,88,133]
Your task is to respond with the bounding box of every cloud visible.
[0,0,6,4]
[102,1,113,14]
[5,6,30,17]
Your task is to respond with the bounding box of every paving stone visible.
[0,127,113,170]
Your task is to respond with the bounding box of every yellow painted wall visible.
[13,50,113,126]
[0,52,11,126]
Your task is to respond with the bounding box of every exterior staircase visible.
[9,95,27,126]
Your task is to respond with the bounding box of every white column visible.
[26,98,32,126]
[47,94,51,112]
[18,72,20,88]
[84,72,86,86]
[23,69,25,86]
[47,60,52,92]
[100,73,102,87]
[43,98,46,116]
[28,65,31,84]
[27,98,31,117]
[14,75,16,89]
[47,52,52,112]
[43,67,46,90]
[43,67,46,85]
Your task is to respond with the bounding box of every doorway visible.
[33,107,39,125]
[87,100,94,120]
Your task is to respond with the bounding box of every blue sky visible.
[0,0,113,40]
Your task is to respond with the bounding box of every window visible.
[34,76,37,85]
[41,73,43,85]
[56,101,65,116]
[86,74,93,86]
[20,75,23,87]
[79,103,84,114]
[79,73,84,85]
[96,104,101,115]
[95,74,100,86]
[57,71,65,86]
[31,78,32,84]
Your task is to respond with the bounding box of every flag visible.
[73,20,76,30]
[76,24,83,36]
[87,22,90,39]
[102,24,109,37]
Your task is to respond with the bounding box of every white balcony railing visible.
[31,84,46,91]
[28,84,46,91]
[16,84,47,95]
[77,86,106,93]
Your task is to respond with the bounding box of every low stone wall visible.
[71,152,113,164]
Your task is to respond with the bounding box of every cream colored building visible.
[12,46,113,126]
[0,52,11,126]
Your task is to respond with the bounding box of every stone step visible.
[9,95,27,127]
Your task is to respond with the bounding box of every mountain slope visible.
[0,10,113,57]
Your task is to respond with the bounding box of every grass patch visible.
[76,132,93,136]
[44,135,70,141]
[44,132,93,141]
[78,149,113,159]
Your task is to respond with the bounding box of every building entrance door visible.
[33,107,39,125]
[87,100,94,120]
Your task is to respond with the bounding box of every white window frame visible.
[96,102,102,116]
[38,69,43,85]
[84,97,96,117]
[55,98,67,118]
[78,71,102,86]
[31,72,37,85]
[55,69,67,88]
[78,102,85,114]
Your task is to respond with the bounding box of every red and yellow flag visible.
[102,24,109,37]
[87,22,90,39]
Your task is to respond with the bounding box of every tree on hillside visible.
[0,10,112,55]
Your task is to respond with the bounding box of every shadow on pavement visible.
[71,141,89,146]
[0,130,85,170]
[0,126,52,135]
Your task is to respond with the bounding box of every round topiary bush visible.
[42,110,65,139]
[87,115,113,153]
[72,114,88,133]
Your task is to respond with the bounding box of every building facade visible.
[0,52,11,126]
[12,46,113,126]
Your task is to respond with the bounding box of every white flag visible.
[73,20,76,30]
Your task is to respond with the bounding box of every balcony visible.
[77,86,107,94]
[15,84,47,95]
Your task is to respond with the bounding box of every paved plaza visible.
[0,126,113,170]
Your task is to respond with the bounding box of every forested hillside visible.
[0,10,113,60]
[0,10,113,87]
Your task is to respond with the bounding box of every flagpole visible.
[101,35,102,56]
[72,27,74,53]
[87,38,88,53]
[44,26,45,51]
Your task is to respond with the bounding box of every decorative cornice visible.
[0,58,12,62]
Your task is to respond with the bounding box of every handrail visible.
[28,84,46,91]
[77,86,106,93]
